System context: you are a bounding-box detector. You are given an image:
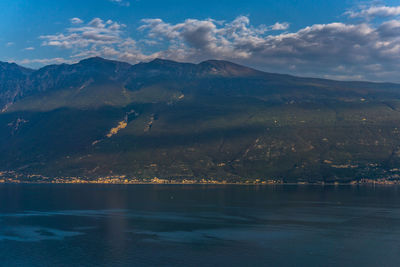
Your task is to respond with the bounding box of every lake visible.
[0,184,399,266]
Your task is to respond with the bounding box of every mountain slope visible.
[1,57,400,182]
[0,62,33,111]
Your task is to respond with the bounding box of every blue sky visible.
[2,0,400,81]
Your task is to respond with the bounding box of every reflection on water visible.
[0,184,400,266]
[0,226,82,242]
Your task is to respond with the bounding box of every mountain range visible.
[2,57,400,182]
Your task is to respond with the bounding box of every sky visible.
[2,0,400,82]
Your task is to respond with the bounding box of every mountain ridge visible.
[2,57,400,182]
[2,56,400,113]
[5,56,400,84]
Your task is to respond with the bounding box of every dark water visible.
[0,184,400,266]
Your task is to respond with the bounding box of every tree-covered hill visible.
[2,57,400,182]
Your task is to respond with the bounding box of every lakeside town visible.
[1,171,400,185]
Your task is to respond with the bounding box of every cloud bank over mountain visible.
[16,4,400,82]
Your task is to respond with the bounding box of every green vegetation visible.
[1,57,400,182]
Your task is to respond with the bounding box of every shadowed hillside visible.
[2,57,400,182]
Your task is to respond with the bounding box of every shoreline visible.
[1,172,400,185]
[1,181,400,186]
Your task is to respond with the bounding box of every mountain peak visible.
[75,57,132,76]
[0,61,34,75]
[149,58,169,63]
[78,56,115,65]
[198,59,260,77]
[146,58,189,66]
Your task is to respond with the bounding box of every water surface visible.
[0,184,399,266]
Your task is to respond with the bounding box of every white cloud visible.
[40,18,124,49]
[270,22,290,30]
[23,47,35,51]
[6,42,14,47]
[39,18,156,64]
[347,5,400,19]
[137,16,289,60]
[34,13,400,82]
[70,17,84,24]
[137,17,400,81]
[19,57,69,65]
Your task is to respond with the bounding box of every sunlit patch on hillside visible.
[106,121,128,138]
